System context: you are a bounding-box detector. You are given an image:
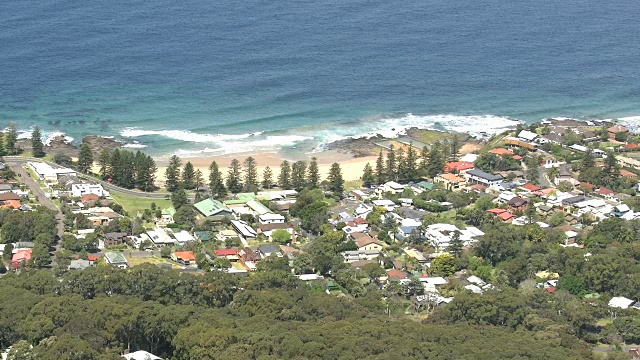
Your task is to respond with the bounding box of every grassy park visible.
[110,191,172,214]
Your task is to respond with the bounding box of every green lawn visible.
[406,129,456,145]
[110,191,172,214]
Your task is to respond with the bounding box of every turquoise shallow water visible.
[0,0,639,156]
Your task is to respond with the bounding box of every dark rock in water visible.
[46,136,79,158]
[322,137,379,158]
[82,136,122,155]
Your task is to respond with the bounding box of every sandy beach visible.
[154,149,378,184]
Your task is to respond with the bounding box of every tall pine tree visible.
[262,166,274,189]
[5,122,18,155]
[31,126,45,158]
[243,157,258,192]
[98,149,111,178]
[327,162,344,195]
[182,162,196,189]
[386,145,396,181]
[278,160,291,189]
[375,150,386,185]
[307,157,320,188]
[362,163,375,188]
[291,160,307,191]
[208,161,227,197]
[226,159,243,193]
[77,144,94,174]
[165,155,182,192]
[405,143,418,180]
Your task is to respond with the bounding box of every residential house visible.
[617,156,640,171]
[507,196,529,212]
[613,204,631,217]
[68,259,95,270]
[194,231,213,242]
[382,181,405,194]
[608,125,628,140]
[239,248,260,268]
[434,173,465,191]
[11,249,32,269]
[519,183,541,193]
[415,181,435,191]
[246,199,272,216]
[71,183,108,198]
[371,199,397,212]
[488,148,513,156]
[217,229,239,242]
[156,208,175,227]
[214,249,239,262]
[444,161,474,173]
[104,252,128,269]
[80,193,100,204]
[351,189,372,200]
[505,137,537,150]
[608,296,635,309]
[258,244,282,258]
[193,199,232,221]
[517,130,538,143]
[172,230,196,245]
[595,187,616,200]
[0,192,20,209]
[554,167,575,186]
[258,213,285,225]
[386,269,408,281]
[353,234,384,252]
[230,220,257,241]
[147,228,176,247]
[171,251,196,265]
[122,350,162,360]
[465,169,503,187]
[104,232,128,247]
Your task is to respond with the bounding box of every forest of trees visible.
[0,263,603,360]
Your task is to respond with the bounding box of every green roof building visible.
[194,199,232,220]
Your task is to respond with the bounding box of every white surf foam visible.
[120,128,263,143]
[312,113,520,151]
[122,143,148,149]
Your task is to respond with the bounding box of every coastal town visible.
[1,118,639,359]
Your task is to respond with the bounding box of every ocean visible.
[1,0,639,157]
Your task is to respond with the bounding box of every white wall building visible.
[71,183,109,198]
[28,161,76,182]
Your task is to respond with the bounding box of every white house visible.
[608,296,635,309]
[147,228,175,247]
[258,213,285,225]
[371,199,397,212]
[122,350,162,360]
[172,230,196,244]
[518,130,538,142]
[424,223,484,249]
[382,181,405,194]
[71,183,108,198]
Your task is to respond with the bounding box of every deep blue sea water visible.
[1,0,639,156]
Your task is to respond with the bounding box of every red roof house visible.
[487,208,507,215]
[489,148,514,155]
[11,249,32,269]
[497,212,516,222]
[214,249,238,257]
[444,161,475,173]
[386,269,408,280]
[620,169,638,178]
[520,183,541,192]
